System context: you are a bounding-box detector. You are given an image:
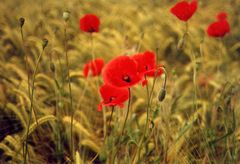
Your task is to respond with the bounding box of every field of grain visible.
[0,0,240,163]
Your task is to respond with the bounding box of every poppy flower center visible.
[88,27,95,32]
[122,75,131,83]
[109,97,115,102]
[145,65,149,70]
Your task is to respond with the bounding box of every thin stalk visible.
[217,38,224,75]
[138,76,151,156]
[121,88,131,135]
[90,34,106,138]
[20,23,31,159]
[132,66,166,163]
[64,23,74,161]
[20,22,37,122]
[23,46,46,164]
[113,88,131,162]
[89,106,116,163]
[185,22,198,111]
[108,106,115,133]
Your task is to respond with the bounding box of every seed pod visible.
[158,88,166,102]
[19,17,25,28]
[42,38,48,49]
[63,11,70,21]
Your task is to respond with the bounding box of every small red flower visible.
[132,51,164,77]
[170,0,198,22]
[145,65,164,77]
[217,12,227,21]
[103,56,142,88]
[79,14,100,33]
[98,84,129,111]
[207,12,230,38]
[83,58,104,77]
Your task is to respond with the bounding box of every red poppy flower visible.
[170,0,198,22]
[98,84,129,111]
[83,58,104,77]
[145,65,164,77]
[217,12,227,21]
[103,56,142,88]
[132,51,164,77]
[207,12,230,38]
[79,14,100,33]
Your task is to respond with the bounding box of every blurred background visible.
[0,0,240,163]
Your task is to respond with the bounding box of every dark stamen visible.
[109,97,115,102]
[122,75,131,83]
[145,65,149,70]
[88,27,95,33]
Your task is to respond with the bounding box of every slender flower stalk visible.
[121,88,131,135]
[108,106,115,132]
[19,17,32,160]
[132,48,167,163]
[23,38,48,164]
[113,88,131,162]
[63,21,74,161]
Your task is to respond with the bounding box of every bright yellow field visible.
[0,0,240,163]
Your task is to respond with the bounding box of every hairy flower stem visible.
[108,106,115,133]
[139,77,151,153]
[19,22,31,160]
[90,106,115,163]
[132,49,166,162]
[23,46,46,164]
[121,88,131,135]
[112,88,131,162]
[132,76,156,163]
[184,22,197,111]
[217,38,224,75]
[90,34,107,138]
[64,23,74,161]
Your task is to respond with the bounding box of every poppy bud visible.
[50,62,55,72]
[158,88,166,102]
[63,11,70,21]
[19,17,25,28]
[42,38,48,49]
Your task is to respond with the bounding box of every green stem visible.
[108,106,115,132]
[23,47,45,164]
[113,88,131,162]
[64,23,74,161]
[121,88,131,135]
[20,25,31,160]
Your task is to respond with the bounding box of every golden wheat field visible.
[0,0,240,163]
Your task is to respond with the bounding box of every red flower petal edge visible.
[170,0,198,22]
[207,12,230,38]
[79,14,100,33]
[83,58,104,77]
[132,51,164,78]
[103,55,142,88]
[217,12,227,21]
[98,84,129,111]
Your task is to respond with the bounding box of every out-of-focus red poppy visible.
[98,84,129,111]
[83,58,104,77]
[79,14,100,33]
[132,51,164,78]
[207,12,230,38]
[170,0,198,22]
[103,56,142,88]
